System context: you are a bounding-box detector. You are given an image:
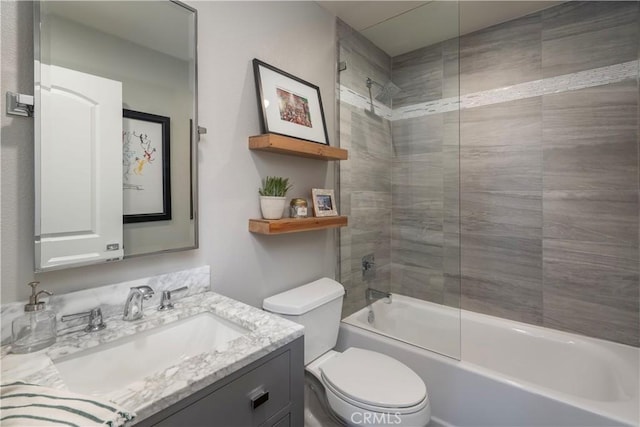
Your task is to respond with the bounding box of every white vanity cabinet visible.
[137,337,304,427]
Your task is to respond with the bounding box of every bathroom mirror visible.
[34,1,198,271]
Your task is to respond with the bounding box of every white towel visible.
[0,381,135,426]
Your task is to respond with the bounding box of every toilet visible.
[263,278,430,427]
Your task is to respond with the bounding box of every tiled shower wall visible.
[337,20,393,317]
[390,39,461,309]
[468,1,636,346]
[340,1,640,347]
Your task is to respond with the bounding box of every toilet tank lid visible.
[263,278,345,315]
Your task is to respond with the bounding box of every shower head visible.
[366,77,401,105]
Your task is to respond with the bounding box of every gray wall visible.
[1,1,337,309]
[388,1,639,346]
[337,20,393,317]
[390,39,461,308]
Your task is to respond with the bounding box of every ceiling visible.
[317,1,564,56]
[44,1,194,61]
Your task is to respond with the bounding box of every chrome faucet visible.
[158,286,188,311]
[365,288,392,306]
[61,307,106,332]
[123,286,154,321]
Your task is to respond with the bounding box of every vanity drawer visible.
[270,413,290,427]
[153,350,291,426]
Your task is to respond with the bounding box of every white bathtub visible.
[340,294,639,427]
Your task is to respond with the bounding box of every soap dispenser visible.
[11,281,57,354]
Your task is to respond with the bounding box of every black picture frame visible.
[253,58,330,145]
[122,109,171,223]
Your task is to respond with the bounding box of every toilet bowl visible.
[263,278,430,427]
[307,348,430,426]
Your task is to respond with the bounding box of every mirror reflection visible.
[35,1,197,271]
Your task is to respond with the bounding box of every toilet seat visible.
[320,348,428,413]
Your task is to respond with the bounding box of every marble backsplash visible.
[0,266,210,346]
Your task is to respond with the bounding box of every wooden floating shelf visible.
[249,134,348,161]
[249,216,348,235]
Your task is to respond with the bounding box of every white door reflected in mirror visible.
[35,65,124,271]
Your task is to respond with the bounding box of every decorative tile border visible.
[340,60,639,120]
[338,85,393,119]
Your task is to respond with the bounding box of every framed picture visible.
[312,189,338,217]
[122,109,171,223]
[253,58,330,146]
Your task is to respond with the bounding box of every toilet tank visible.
[263,278,344,364]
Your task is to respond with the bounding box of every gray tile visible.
[460,12,542,94]
[542,1,639,78]
[460,97,542,148]
[350,213,391,249]
[349,239,392,299]
[461,191,542,239]
[543,190,638,246]
[543,293,639,347]
[342,281,368,318]
[351,191,392,211]
[392,42,443,107]
[392,115,443,158]
[443,231,461,308]
[442,145,460,234]
[392,174,443,229]
[351,114,392,193]
[391,226,443,271]
[392,204,443,232]
[443,110,460,148]
[391,263,444,304]
[543,239,639,346]
[392,153,444,202]
[462,234,543,285]
[460,145,542,191]
[461,233,543,324]
[338,19,391,96]
[460,97,542,191]
[543,239,638,311]
[442,38,460,99]
[351,110,393,159]
[543,81,638,191]
[443,231,460,277]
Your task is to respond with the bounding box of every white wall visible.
[1,1,338,308]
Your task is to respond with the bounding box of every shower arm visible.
[366,78,376,113]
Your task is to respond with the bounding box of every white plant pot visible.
[260,196,286,220]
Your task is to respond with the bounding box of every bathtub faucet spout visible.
[366,288,392,306]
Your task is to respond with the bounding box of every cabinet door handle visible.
[250,390,269,409]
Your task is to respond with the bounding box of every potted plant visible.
[259,176,292,220]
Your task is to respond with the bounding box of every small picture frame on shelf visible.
[252,58,330,146]
[312,189,338,217]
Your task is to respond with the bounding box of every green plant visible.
[259,176,292,197]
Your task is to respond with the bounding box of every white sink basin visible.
[54,312,250,395]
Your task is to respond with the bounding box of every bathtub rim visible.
[342,295,639,427]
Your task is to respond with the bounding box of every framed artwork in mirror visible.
[253,58,329,145]
[122,109,171,223]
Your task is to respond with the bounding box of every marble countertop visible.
[0,291,304,424]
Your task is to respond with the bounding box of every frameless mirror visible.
[34,1,198,271]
